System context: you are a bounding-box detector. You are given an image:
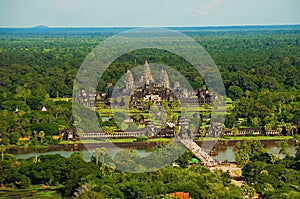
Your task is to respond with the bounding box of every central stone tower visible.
[139,60,154,84]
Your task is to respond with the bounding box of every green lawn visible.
[49,97,71,102]
[196,137,219,141]
[108,138,136,142]
[59,137,172,144]
[59,139,106,144]
[221,136,293,141]
[0,186,62,199]
[106,137,172,143]
[59,136,294,145]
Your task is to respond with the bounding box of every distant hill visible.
[0,24,299,36]
[32,25,49,29]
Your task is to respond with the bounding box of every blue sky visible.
[0,0,299,27]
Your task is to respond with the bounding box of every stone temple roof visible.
[139,60,154,84]
[125,60,172,90]
[125,69,134,90]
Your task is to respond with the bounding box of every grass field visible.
[59,137,172,144]
[58,136,294,144]
[221,136,293,141]
[0,186,62,199]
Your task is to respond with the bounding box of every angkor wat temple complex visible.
[77,61,214,108]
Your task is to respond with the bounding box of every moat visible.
[9,140,296,163]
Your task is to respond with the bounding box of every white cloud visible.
[196,0,222,16]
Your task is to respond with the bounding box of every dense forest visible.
[0,25,300,198]
[0,139,299,198]
[1,26,300,142]
[0,151,241,198]
[235,139,300,198]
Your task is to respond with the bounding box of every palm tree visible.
[33,154,40,163]
[53,105,63,119]
[270,154,279,164]
[199,126,206,137]
[276,126,283,135]
[279,140,290,157]
[107,163,115,174]
[285,123,293,136]
[93,148,101,166]
[76,129,84,138]
[264,123,272,136]
[251,117,259,127]
[0,145,7,161]
[93,147,107,166]
[39,131,45,143]
[232,127,239,137]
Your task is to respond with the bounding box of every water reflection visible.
[213,146,296,162]
[10,141,296,163]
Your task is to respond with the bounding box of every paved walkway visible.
[180,139,216,166]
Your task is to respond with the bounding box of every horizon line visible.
[1,23,300,29]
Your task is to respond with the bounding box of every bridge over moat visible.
[180,139,216,167]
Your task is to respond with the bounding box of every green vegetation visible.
[59,137,171,144]
[221,136,294,141]
[0,188,63,199]
[1,26,300,198]
[0,151,243,198]
[234,139,300,198]
[135,135,148,142]
[0,27,299,145]
[2,138,297,198]
[58,136,294,145]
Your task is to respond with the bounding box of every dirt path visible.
[209,164,244,187]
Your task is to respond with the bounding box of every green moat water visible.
[11,145,296,163]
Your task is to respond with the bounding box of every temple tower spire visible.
[125,69,134,90]
[139,60,154,84]
[160,69,170,88]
